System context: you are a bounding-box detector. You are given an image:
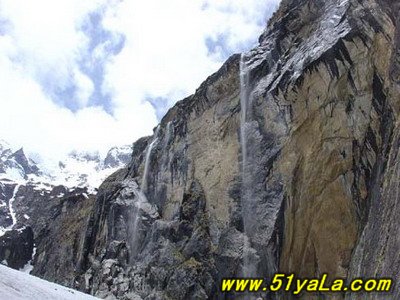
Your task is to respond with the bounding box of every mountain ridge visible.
[0,140,132,275]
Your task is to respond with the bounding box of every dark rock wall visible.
[0,227,34,270]
[0,182,95,288]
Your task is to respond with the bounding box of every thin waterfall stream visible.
[141,126,160,193]
[129,126,160,259]
[239,53,259,278]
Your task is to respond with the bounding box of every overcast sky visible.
[0,0,280,163]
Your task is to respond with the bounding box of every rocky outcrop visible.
[104,146,133,169]
[0,227,34,270]
[9,149,40,177]
[1,181,95,287]
[0,145,40,180]
[29,190,96,287]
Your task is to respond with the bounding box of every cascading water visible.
[239,53,259,278]
[240,55,250,172]
[129,127,160,260]
[141,126,160,193]
[164,122,172,147]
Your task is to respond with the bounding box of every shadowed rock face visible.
[0,227,34,270]
[2,0,399,299]
[0,183,96,288]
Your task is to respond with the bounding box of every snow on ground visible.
[0,184,21,237]
[0,264,99,299]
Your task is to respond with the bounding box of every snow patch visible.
[0,184,21,237]
[8,185,20,228]
[40,152,124,194]
[0,264,99,299]
[4,166,25,182]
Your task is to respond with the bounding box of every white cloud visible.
[0,0,279,164]
[0,0,96,90]
[0,0,156,161]
[73,69,95,107]
[0,49,155,160]
[101,0,280,109]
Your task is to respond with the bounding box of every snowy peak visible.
[103,145,132,168]
[0,140,133,273]
[0,140,11,153]
[51,146,131,191]
[0,140,132,190]
[0,140,133,239]
[9,148,40,176]
[68,150,101,164]
[0,146,40,182]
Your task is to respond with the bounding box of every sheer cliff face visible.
[264,0,396,280]
[62,0,399,299]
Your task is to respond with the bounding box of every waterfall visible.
[164,122,172,148]
[239,53,259,278]
[128,126,161,260]
[141,126,160,193]
[240,54,251,173]
[0,184,20,237]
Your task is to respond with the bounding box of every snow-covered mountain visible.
[47,145,132,192]
[0,140,132,192]
[0,139,132,247]
[0,140,40,182]
[0,139,133,297]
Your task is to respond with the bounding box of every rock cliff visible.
[71,0,400,298]
[2,0,400,299]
